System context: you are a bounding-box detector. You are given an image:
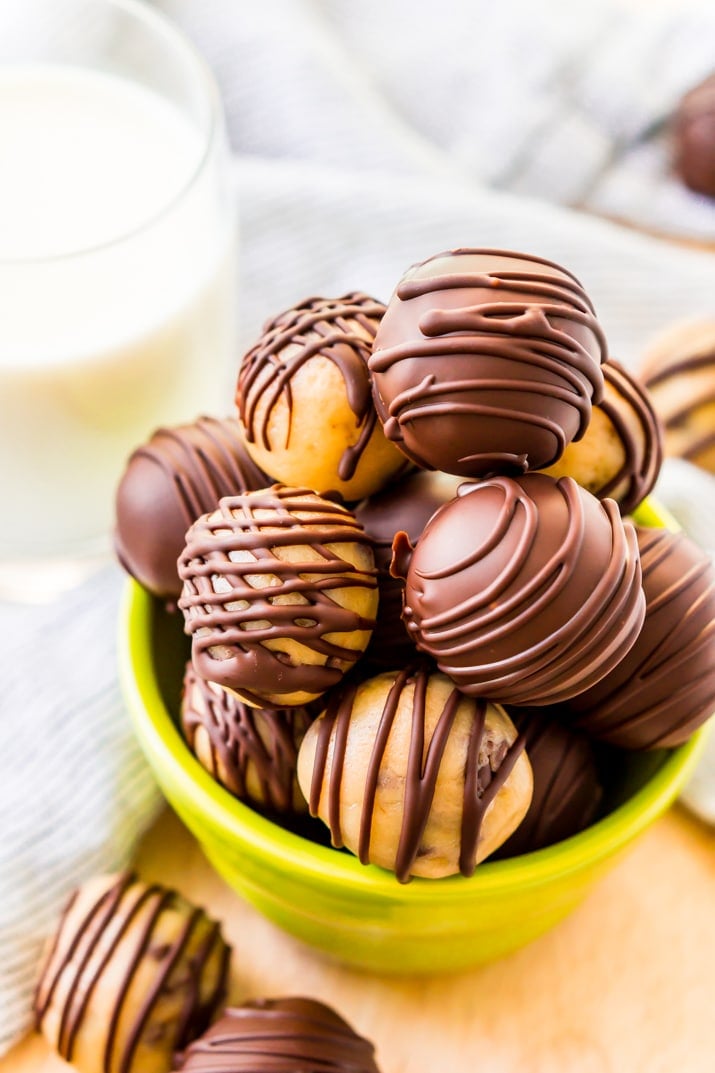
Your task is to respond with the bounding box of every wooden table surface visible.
[4,800,715,1073]
[4,12,714,1060]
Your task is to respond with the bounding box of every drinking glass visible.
[0,0,236,600]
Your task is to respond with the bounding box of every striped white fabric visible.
[2,0,715,1056]
[158,0,715,243]
[0,566,162,1053]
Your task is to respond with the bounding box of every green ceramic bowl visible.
[118,498,708,974]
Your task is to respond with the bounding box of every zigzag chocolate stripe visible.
[179,487,377,695]
[309,666,525,883]
[237,293,386,481]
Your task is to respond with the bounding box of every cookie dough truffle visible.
[174,997,382,1073]
[392,474,645,706]
[115,416,267,600]
[672,72,715,197]
[369,248,606,477]
[542,358,663,514]
[565,525,715,749]
[34,873,230,1073]
[181,662,312,813]
[298,667,532,881]
[495,709,603,857]
[178,486,378,707]
[236,293,407,501]
[639,319,715,475]
[355,469,461,670]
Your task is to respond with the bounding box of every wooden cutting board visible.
[4,802,715,1073]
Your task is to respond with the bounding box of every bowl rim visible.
[118,495,709,901]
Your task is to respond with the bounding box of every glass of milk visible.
[0,0,236,600]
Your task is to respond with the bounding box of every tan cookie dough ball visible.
[34,873,230,1073]
[179,486,378,707]
[541,358,663,513]
[181,662,312,813]
[297,667,533,881]
[639,319,715,475]
[236,293,408,501]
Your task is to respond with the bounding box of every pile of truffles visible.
[34,873,380,1073]
[115,247,715,883]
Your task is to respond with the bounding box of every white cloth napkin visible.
[2,0,715,1056]
[157,0,715,243]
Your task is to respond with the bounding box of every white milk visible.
[0,64,235,568]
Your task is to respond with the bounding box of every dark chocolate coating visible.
[393,474,645,706]
[181,663,312,812]
[495,709,603,857]
[595,359,663,513]
[34,873,230,1073]
[369,248,606,477]
[175,997,381,1073]
[178,486,377,701]
[565,526,715,749]
[115,416,267,600]
[673,72,715,197]
[354,470,459,670]
[307,666,526,882]
[236,292,386,482]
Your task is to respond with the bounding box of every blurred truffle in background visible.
[639,319,715,475]
[672,72,715,198]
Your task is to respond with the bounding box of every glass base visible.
[0,546,111,603]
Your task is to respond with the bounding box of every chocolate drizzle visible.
[369,249,606,476]
[642,346,715,466]
[237,293,386,481]
[178,487,378,699]
[567,526,715,749]
[544,358,664,513]
[181,663,312,811]
[175,997,381,1073]
[395,473,645,706]
[495,709,603,856]
[354,470,459,670]
[34,873,229,1073]
[595,359,663,511]
[308,667,526,882]
[114,416,267,600]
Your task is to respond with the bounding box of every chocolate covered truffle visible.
[34,873,230,1073]
[392,474,645,706]
[175,997,381,1073]
[298,667,532,881]
[369,248,606,477]
[178,486,378,707]
[673,72,715,197]
[236,292,407,501]
[495,709,603,857]
[542,358,663,514]
[181,662,312,813]
[354,469,461,670]
[639,319,715,475]
[115,416,267,600]
[565,526,715,749]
